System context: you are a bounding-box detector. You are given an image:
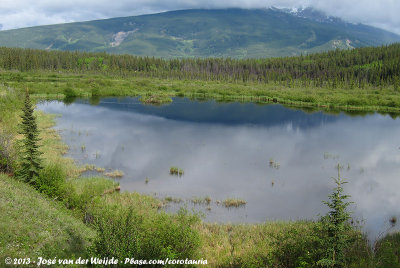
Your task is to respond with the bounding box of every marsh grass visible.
[170,166,184,176]
[323,152,340,160]
[95,167,105,173]
[78,164,96,173]
[139,94,172,105]
[6,71,400,114]
[269,158,280,169]
[190,196,212,205]
[104,169,124,178]
[222,198,247,208]
[164,196,184,204]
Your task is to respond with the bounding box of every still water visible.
[38,97,400,238]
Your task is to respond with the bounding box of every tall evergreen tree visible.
[17,89,42,184]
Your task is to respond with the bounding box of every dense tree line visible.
[0,44,399,89]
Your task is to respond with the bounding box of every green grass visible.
[104,169,124,178]
[3,70,400,113]
[222,198,247,208]
[0,173,96,261]
[63,177,119,211]
[190,196,212,205]
[139,94,173,105]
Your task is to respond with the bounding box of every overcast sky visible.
[0,0,399,34]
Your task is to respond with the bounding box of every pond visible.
[38,97,400,238]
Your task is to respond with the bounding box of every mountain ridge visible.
[0,8,399,58]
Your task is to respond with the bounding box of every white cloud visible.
[0,0,399,34]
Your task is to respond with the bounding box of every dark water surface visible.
[38,97,400,238]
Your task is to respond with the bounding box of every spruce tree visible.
[318,164,353,268]
[17,90,42,185]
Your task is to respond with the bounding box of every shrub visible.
[91,206,201,261]
[91,87,100,97]
[63,87,78,98]
[63,177,118,210]
[36,162,67,198]
[0,130,16,174]
[272,223,326,268]
[375,232,400,268]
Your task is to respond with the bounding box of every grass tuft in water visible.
[190,196,212,205]
[139,95,172,105]
[95,167,105,173]
[104,169,124,178]
[269,158,280,169]
[170,166,184,176]
[164,196,183,204]
[222,198,247,208]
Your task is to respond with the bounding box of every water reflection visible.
[37,97,400,238]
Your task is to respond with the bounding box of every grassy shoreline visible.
[2,70,400,114]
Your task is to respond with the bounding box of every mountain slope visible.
[0,8,399,58]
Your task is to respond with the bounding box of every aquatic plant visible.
[222,198,247,208]
[389,216,397,227]
[164,196,183,204]
[104,169,124,178]
[95,167,105,173]
[269,158,280,169]
[323,152,340,160]
[139,95,172,105]
[78,164,96,173]
[170,166,184,176]
[190,196,211,205]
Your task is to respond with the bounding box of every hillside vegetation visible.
[0,8,399,58]
[0,173,95,261]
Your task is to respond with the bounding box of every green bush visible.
[63,87,78,98]
[91,87,101,97]
[375,233,400,268]
[91,206,201,262]
[0,130,16,174]
[36,162,67,198]
[272,223,325,268]
[270,223,372,267]
[63,177,118,210]
[346,98,363,106]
